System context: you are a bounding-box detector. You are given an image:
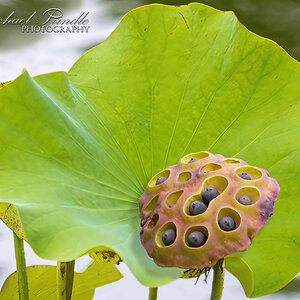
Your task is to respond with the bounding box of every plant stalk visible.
[148,287,158,300]
[210,259,225,300]
[13,232,29,300]
[57,260,75,300]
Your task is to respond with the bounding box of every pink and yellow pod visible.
[139,151,280,269]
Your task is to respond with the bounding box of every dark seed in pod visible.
[218,216,236,231]
[187,231,207,247]
[238,172,251,180]
[202,188,220,206]
[162,229,176,246]
[188,157,199,163]
[238,195,251,205]
[189,201,207,216]
[155,176,168,185]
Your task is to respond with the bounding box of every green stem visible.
[210,259,225,300]
[13,232,29,300]
[148,287,158,300]
[57,261,75,300]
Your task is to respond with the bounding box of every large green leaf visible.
[0,260,122,299]
[273,275,300,298]
[143,0,300,61]
[105,0,300,61]
[0,3,299,297]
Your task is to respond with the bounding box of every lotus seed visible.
[188,158,199,163]
[238,172,251,180]
[162,229,176,246]
[202,188,220,206]
[238,195,251,205]
[187,231,207,247]
[219,216,236,231]
[155,176,168,185]
[189,201,207,216]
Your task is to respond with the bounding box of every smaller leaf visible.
[89,248,122,265]
[0,203,26,240]
[0,81,11,88]
[0,260,123,300]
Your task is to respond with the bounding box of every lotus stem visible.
[148,287,158,300]
[210,259,225,300]
[13,232,29,300]
[57,260,75,300]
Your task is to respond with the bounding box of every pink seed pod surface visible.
[139,151,280,269]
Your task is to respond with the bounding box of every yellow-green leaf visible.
[0,260,122,300]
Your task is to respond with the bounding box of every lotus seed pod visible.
[139,151,280,269]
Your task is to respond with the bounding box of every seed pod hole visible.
[238,172,251,180]
[222,158,240,164]
[181,151,209,164]
[178,171,192,182]
[202,188,220,206]
[184,226,208,248]
[144,195,159,212]
[219,216,236,231]
[238,195,251,205]
[200,163,222,174]
[148,169,170,187]
[165,190,184,208]
[184,194,206,216]
[162,229,176,246]
[188,158,199,163]
[156,177,168,185]
[201,176,228,205]
[235,166,262,180]
[189,201,207,216]
[147,213,159,229]
[235,186,260,206]
[156,222,177,247]
[218,208,241,232]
